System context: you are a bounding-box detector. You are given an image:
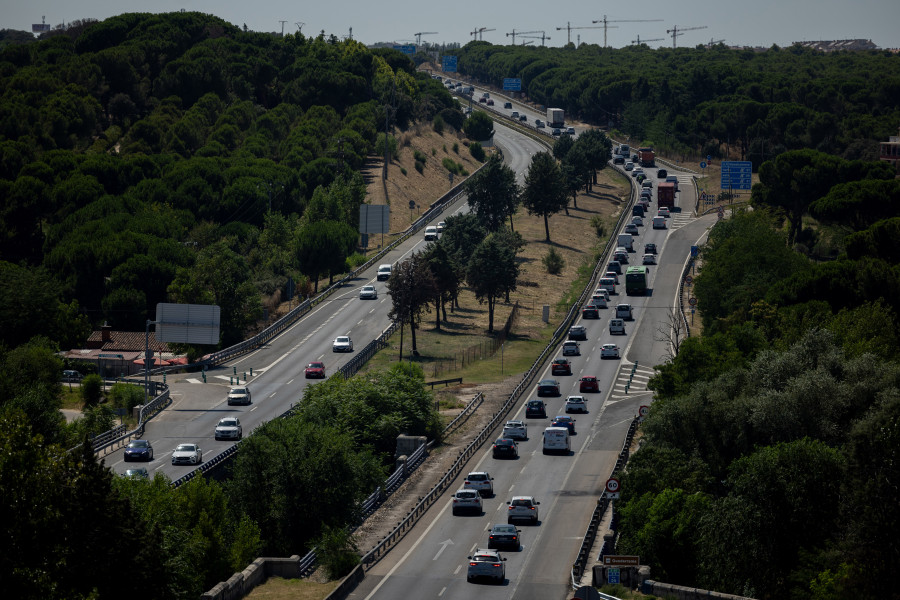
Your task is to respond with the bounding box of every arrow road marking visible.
[433,538,454,561]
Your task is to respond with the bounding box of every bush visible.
[400,166,407,175]
[543,247,566,274]
[442,158,462,175]
[81,374,104,408]
[413,150,427,163]
[433,115,445,135]
[414,161,424,174]
[453,142,459,154]
[315,526,360,579]
[108,383,144,412]
[345,252,367,270]
[374,134,398,159]
[469,142,486,162]
[590,215,606,239]
[431,148,436,156]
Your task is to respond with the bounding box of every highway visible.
[108,122,547,480]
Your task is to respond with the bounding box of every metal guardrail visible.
[440,391,483,438]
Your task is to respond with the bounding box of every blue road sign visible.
[691,245,699,257]
[442,55,457,72]
[707,154,712,161]
[700,161,707,169]
[393,44,416,55]
[608,568,620,584]
[720,160,752,190]
[503,77,522,91]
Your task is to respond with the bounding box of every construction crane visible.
[665,25,707,48]
[707,37,726,48]
[591,15,663,47]
[632,35,665,45]
[519,34,551,47]
[506,29,542,45]
[555,21,603,45]
[470,27,496,41]
[414,31,438,45]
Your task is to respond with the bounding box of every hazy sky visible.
[4,0,900,50]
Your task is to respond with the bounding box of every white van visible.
[652,216,667,229]
[599,277,616,294]
[617,233,633,252]
[609,318,625,335]
[542,426,570,455]
[424,226,438,241]
[376,264,392,281]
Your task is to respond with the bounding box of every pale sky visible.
[3,0,899,50]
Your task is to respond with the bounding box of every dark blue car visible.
[124,439,154,462]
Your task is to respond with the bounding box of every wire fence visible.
[427,302,519,378]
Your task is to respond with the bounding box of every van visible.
[609,318,625,335]
[607,260,622,274]
[599,276,616,294]
[632,205,645,217]
[617,234,633,252]
[542,426,570,455]
[424,226,438,241]
[62,370,83,382]
[616,304,633,320]
[376,264,392,281]
[652,216,667,229]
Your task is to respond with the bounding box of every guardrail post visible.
[242,372,246,381]
[163,373,166,384]
[233,366,237,376]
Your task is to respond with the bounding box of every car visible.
[632,215,643,227]
[624,161,634,171]
[519,114,527,122]
[479,97,487,103]
[566,126,576,135]
[511,111,519,119]
[124,467,149,479]
[593,288,611,302]
[658,207,671,218]
[492,437,519,458]
[632,153,639,162]
[642,180,653,190]
[535,119,545,128]
[565,395,587,413]
[464,471,494,497]
[607,260,622,274]
[600,343,620,359]
[467,549,506,584]
[579,376,600,393]
[376,264,392,280]
[640,189,652,200]
[589,295,607,309]
[488,524,521,550]
[424,225,438,240]
[214,417,242,440]
[645,242,657,254]
[486,98,494,106]
[551,358,572,376]
[616,303,633,320]
[624,223,639,235]
[568,325,587,340]
[359,285,377,300]
[562,341,581,356]
[304,361,326,378]
[537,378,561,397]
[604,271,620,284]
[62,369,83,382]
[613,155,625,165]
[502,420,527,440]
[551,415,576,433]
[171,443,202,465]
[227,386,251,406]
[657,168,668,179]
[631,169,640,178]
[613,251,629,265]
[582,303,600,319]
[553,128,563,136]
[452,488,483,515]
[666,175,679,190]
[333,336,353,352]
[643,253,657,265]
[599,276,617,294]
[525,399,547,418]
[124,439,154,462]
[436,221,446,233]
[507,495,540,524]
[504,102,513,109]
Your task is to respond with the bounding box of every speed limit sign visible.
[639,405,650,417]
[605,478,621,494]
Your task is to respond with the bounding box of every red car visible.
[551,359,572,376]
[579,376,600,393]
[304,361,326,378]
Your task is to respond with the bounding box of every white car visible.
[506,495,540,524]
[632,216,643,226]
[463,471,494,497]
[564,396,587,413]
[452,488,484,515]
[600,343,620,359]
[214,417,242,440]
[437,221,446,232]
[424,225,438,241]
[333,336,353,352]
[227,386,251,406]
[643,253,657,265]
[658,207,671,218]
[624,161,634,171]
[562,341,580,356]
[171,443,202,465]
[566,126,576,135]
[593,288,610,302]
[359,285,377,299]
[502,420,528,440]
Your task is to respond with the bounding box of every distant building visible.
[61,323,177,377]
[880,127,900,172]
[791,39,879,52]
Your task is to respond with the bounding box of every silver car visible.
[333,336,353,352]
[463,471,494,497]
[467,549,506,584]
[359,285,377,300]
[227,386,251,406]
[502,420,527,440]
[565,396,587,413]
[214,417,242,440]
[171,443,202,465]
[452,488,483,515]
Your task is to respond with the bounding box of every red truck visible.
[638,147,655,167]
[657,182,676,209]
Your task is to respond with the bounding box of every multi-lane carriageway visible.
[109,106,714,598]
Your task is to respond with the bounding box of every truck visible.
[547,108,565,129]
[638,147,655,167]
[657,182,676,209]
[617,233,633,252]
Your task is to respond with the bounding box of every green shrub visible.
[400,166,407,175]
[374,133,398,158]
[590,215,606,239]
[442,144,448,153]
[81,374,104,408]
[415,161,424,174]
[469,142,485,162]
[453,142,459,154]
[315,526,360,579]
[433,115,445,135]
[431,148,437,156]
[442,158,460,174]
[543,247,566,274]
[108,383,144,412]
[413,149,427,163]
[345,252,367,270]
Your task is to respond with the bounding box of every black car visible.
[488,524,520,550]
[525,399,547,418]
[644,242,657,254]
[492,438,519,458]
[568,325,588,341]
[657,168,668,179]
[537,379,561,397]
[607,261,622,274]
[124,439,154,462]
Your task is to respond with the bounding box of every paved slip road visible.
[106,123,546,480]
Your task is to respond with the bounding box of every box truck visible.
[638,147,655,167]
[547,108,565,129]
[617,233,633,251]
[657,182,676,209]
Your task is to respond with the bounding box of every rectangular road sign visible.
[720,161,753,190]
[359,204,390,234]
[503,77,522,91]
[156,303,221,345]
[602,555,640,566]
[607,567,620,584]
[442,55,457,72]
[393,44,416,55]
